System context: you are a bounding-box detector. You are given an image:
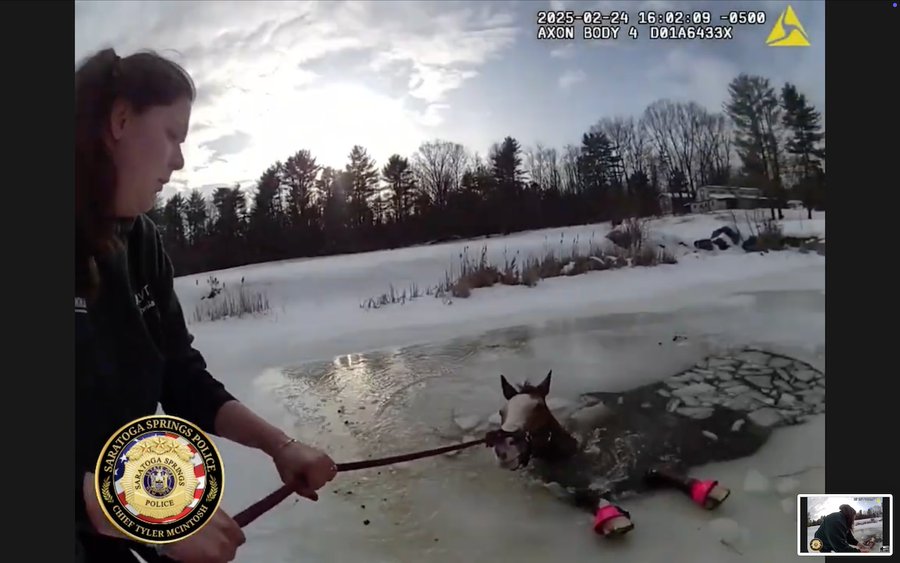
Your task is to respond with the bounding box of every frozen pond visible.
[236,289,825,562]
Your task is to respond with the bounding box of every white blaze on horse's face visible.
[501,394,541,433]
[493,371,552,470]
[495,394,541,469]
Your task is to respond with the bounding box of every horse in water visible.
[486,348,825,537]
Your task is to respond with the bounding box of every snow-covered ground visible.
[158,209,825,562]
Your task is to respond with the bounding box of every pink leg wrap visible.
[593,504,626,533]
[690,479,718,506]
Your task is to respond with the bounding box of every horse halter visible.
[485,428,534,465]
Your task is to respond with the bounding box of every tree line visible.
[149,73,825,276]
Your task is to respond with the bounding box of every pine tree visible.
[184,190,209,244]
[725,74,785,218]
[345,145,379,229]
[781,83,825,218]
[382,155,415,224]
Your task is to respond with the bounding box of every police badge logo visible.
[94,415,225,544]
[809,538,823,552]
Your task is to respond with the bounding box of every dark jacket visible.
[813,511,860,552]
[75,215,236,561]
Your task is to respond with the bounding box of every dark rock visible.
[711,225,741,244]
[363,519,370,525]
[742,236,759,252]
[694,238,715,251]
[606,229,630,248]
[712,236,731,250]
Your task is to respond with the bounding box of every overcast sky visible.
[75,0,825,199]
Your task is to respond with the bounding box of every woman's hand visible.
[161,508,246,562]
[271,440,337,501]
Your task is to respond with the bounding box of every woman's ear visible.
[107,99,132,142]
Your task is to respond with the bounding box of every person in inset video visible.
[813,504,874,552]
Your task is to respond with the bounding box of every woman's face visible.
[106,96,191,217]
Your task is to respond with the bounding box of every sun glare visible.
[178,78,429,190]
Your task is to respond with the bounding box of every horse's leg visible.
[571,488,635,537]
[594,496,635,537]
[644,466,731,510]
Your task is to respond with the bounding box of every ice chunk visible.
[770,357,792,368]
[748,407,783,427]
[782,497,796,515]
[672,382,715,397]
[676,407,714,419]
[776,393,797,408]
[743,468,770,493]
[738,350,773,366]
[453,414,481,432]
[776,477,801,494]
[793,369,819,382]
[745,375,773,389]
[707,517,741,544]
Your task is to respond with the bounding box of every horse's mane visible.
[517,381,544,395]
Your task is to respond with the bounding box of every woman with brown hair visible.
[75,48,337,562]
[812,504,873,553]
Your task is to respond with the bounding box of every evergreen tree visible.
[781,83,825,218]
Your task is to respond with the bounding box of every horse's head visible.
[487,370,554,470]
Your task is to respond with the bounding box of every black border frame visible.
[7,1,73,562]
[801,495,810,552]
[825,0,893,501]
[5,0,890,560]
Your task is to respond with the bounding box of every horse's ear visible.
[536,370,552,397]
[500,375,517,400]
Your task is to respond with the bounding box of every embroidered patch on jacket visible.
[134,284,157,314]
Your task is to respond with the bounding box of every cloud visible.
[417,104,452,127]
[558,69,587,91]
[644,48,739,110]
[200,131,253,164]
[75,1,521,187]
[550,43,576,59]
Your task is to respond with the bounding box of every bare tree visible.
[524,143,563,192]
[641,100,677,184]
[541,145,562,192]
[561,143,582,194]
[410,140,470,210]
[641,99,707,195]
[591,116,634,183]
[694,111,732,186]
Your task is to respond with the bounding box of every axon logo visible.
[134,284,156,314]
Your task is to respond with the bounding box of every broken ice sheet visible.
[743,468,770,493]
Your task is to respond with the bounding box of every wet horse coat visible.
[492,348,825,517]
